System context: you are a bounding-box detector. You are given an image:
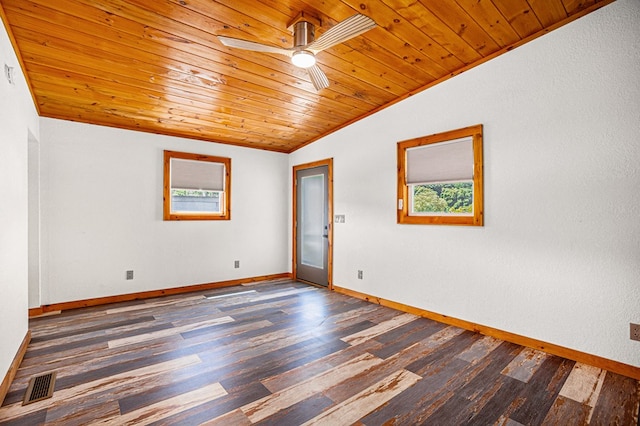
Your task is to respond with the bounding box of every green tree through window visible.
[412,182,473,213]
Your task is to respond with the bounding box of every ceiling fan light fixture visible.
[291,50,316,68]
[217,13,376,90]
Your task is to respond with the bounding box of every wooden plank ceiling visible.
[0,0,613,152]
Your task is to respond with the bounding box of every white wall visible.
[290,0,640,367]
[28,132,40,308]
[40,119,289,304]
[0,22,39,381]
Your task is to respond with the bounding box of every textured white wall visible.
[290,0,640,367]
[40,119,289,304]
[0,22,39,380]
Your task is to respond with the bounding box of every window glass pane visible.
[170,158,225,214]
[300,174,324,268]
[171,189,221,214]
[410,182,473,215]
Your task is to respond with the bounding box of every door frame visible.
[292,158,333,289]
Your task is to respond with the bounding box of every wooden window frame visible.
[163,150,231,221]
[397,124,483,226]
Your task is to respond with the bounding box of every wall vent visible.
[4,64,15,85]
[23,372,56,405]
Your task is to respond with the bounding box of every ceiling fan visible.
[217,13,377,91]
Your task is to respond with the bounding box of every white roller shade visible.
[171,158,225,191]
[406,137,473,184]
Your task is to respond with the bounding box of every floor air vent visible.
[23,372,56,405]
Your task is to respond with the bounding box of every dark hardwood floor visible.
[1,280,638,425]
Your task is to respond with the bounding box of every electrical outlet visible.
[234,260,240,269]
[357,270,363,279]
[631,323,640,341]
[126,270,134,280]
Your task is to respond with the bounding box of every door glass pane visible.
[300,174,324,268]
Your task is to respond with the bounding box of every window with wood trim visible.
[163,150,231,221]
[397,124,483,226]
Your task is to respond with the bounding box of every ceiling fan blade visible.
[217,36,292,57]
[307,65,330,90]
[306,14,376,53]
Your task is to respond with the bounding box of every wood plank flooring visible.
[1,280,638,425]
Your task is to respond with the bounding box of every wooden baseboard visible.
[333,285,640,381]
[0,330,31,406]
[29,273,292,317]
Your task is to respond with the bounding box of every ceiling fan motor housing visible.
[293,21,315,47]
